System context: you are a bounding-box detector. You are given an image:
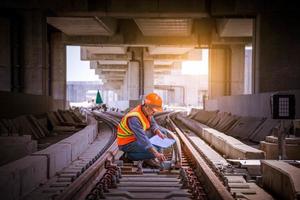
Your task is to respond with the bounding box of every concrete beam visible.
[100,77,124,81]
[145,48,203,61]
[97,60,128,65]
[98,75,125,80]
[95,69,126,76]
[103,80,123,84]
[210,0,259,17]
[153,65,173,73]
[64,32,199,47]
[217,19,253,37]
[154,71,171,75]
[102,83,121,90]
[90,61,98,69]
[47,17,117,36]
[154,65,172,70]
[82,46,127,54]
[82,51,131,61]
[54,0,208,18]
[96,64,127,69]
[148,47,192,55]
[97,74,125,79]
[100,68,127,72]
[144,52,188,61]
[154,69,171,74]
[91,62,128,71]
[211,30,252,45]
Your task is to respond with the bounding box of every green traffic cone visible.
[95,90,103,104]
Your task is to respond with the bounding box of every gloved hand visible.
[154,152,166,162]
[156,129,167,139]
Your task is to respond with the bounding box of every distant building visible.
[67,81,102,102]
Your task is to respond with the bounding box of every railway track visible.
[27,110,272,200]
[80,111,234,200]
[56,110,233,200]
[84,111,206,199]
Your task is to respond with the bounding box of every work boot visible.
[136,160,143,174]
[121,153,133,164]
[144,158,161,168]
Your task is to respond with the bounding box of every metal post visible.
[278,120,287,160]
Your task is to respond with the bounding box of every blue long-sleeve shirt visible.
[127,116,160,150]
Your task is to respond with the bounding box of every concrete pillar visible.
[143,60,154,95]
[115,89,121,101]
[0,18,11,91]
[128,61,139,100]
[244,47,252,94]
[50,32,66,110]
[230,44,245,95]
[208,47,230,99]
[23,11,48,95]
[254,12,300,93]
[103,90,108,103]
[122,70,128,100]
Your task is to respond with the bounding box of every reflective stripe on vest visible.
[117,105,150,145]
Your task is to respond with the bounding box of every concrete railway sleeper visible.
[84,148,207,199]
[81,112,207,200]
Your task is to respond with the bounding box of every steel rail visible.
[167,113,235,200]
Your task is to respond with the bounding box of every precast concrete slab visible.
[0,135,37,166]
[225,143,265,159]
[85,116,98,143]
[33,143,72,177]
[25,120,112,200]
[58,131,89,161]
[83,124,98,144]
[260,141,300,159]
[191,110,219,124]
[176,114,208,138]
[184,131,229,168]
[0,155,47,199]
[226,116,266,140]
[262,160,300,200]
[203,128,265,159]
[176,114,265,159]
[265,135,300,144]
[249,119,279,143]
[58,125,95,161]
[207,111,230,127]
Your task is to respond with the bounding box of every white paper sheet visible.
[149,135,175,148]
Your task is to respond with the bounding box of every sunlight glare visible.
[181,49,208,75]
[181,61,208,75]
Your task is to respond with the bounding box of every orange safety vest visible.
[117,105,151,146]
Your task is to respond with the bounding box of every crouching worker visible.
[117,93,166,172]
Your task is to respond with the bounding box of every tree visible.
[95,90,103,104]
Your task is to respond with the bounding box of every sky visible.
[181,49,208,75]
[66,46,100,82]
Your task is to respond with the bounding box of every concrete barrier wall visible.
[34,116,98,176]
[0,135,37,166]
[0,155,47,199]
[205,90,300,118]
[0,115,98,199]
[33,143,72,177]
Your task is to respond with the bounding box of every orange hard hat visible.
[144,93,163,112]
